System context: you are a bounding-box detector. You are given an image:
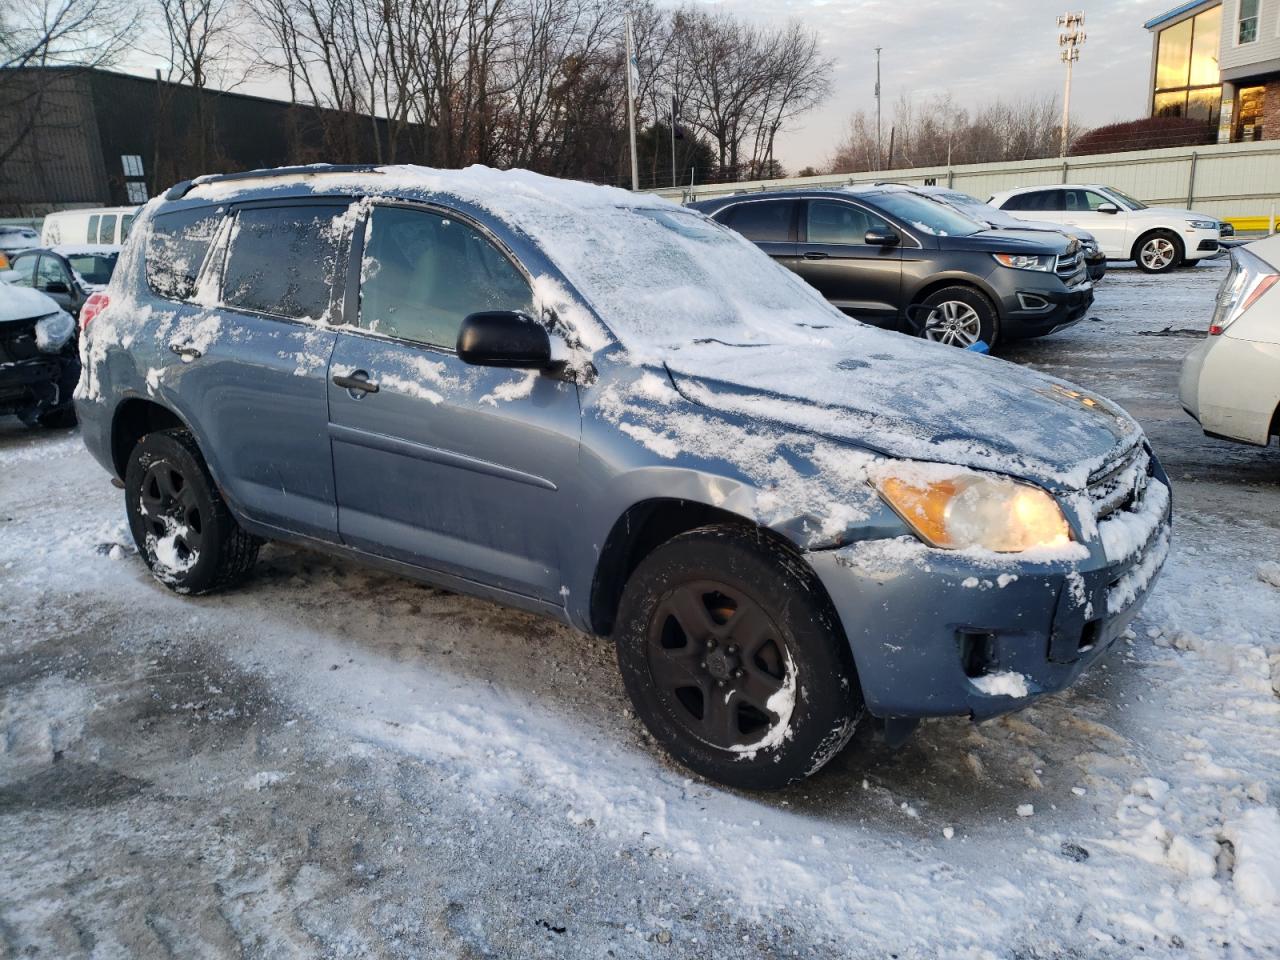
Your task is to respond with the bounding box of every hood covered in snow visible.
[0,284,61,324]
[663,338,1140,490]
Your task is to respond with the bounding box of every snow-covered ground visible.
[2,261,1279,958]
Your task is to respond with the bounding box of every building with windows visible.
[1145,0,1280,142]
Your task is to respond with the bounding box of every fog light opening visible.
[958,629,998,679]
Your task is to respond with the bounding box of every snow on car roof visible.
[0,283,62,322]
[50,244,121,257]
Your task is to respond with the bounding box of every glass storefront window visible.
[1152,7,1222,128]
[1234,85,1265,141]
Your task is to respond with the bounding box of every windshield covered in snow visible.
[555,206,857,353]
[871,192,985,237]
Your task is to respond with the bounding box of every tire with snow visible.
[614,524,863,790]
[125,428,260,595]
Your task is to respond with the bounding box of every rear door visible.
[153,200,348,541]
[795,198,903,326]
[327,202,580,602]
[715,200,800,271]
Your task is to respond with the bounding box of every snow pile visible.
[1223,807,1280,907]
[971,671,1030,698]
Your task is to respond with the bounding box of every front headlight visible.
[1186,218,1217,231]
[876,467,1072,553]
[992,252,1055,272]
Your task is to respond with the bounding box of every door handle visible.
[169,342,202,362]
[333,371,380,395]
[803,251,828,260]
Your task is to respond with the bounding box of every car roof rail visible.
[163,164,386,201]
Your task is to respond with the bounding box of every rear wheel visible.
[1135,230,1182,273]
[125,428,261,594]
[614,524,863,790]
[918,286,999,349]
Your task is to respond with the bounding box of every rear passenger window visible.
[87,215,99,243]
[722,201,795,242]
[222,206,343,321]
[121,215,134,240]
[1007,190,1064,212]
[98,214,117,243]
[146,207,223,300]
[358,206,533,349]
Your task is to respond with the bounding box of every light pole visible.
[1058,12,1085,158]
[875,46,882,170]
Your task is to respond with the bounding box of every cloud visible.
[699,0,1164,169]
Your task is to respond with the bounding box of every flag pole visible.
[625,15,640,191]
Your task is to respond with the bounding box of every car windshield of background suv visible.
[868,192,985,238]
[1103,187,1147,211]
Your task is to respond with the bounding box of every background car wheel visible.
[19,405,77,429]
[125,428,261,595]
[614,524,863,790]
[1134,230,1183,274]
[918,286,999,349]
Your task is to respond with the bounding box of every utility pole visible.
[874,46,883,170]
[670,93,679,188]
[1058,12,1085,158]
[625,15,640,191]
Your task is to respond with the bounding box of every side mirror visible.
[457,311,551,368]
[865,228,900,246]
[1096,203,1120,215]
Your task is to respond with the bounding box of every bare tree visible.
[0,0,139,170]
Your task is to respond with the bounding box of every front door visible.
[794,198,903,326]
[34,255,79,314]
[1056,188,1130,258]
[327,203,580,602]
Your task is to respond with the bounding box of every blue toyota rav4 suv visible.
[75,164,1171,789]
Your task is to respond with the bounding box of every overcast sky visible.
[718,0,1170,170]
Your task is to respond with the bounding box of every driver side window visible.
[806,200,891,244]
[36,256,71,292]
[358,206,534,350]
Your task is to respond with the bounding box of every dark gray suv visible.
[75,165,1169,789]
[690,187,1095,349]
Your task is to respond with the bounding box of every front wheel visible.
[614,524,863,790]
[1135,230,1182,273]
[125,428,261,594]
[917,286,999,349]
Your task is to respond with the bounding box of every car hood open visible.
[662,337,1141,491]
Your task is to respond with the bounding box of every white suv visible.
[987,184,1223,274]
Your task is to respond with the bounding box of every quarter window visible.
[806,200,892,244]
[146,207,224,301]
[222,205,343,321]
[721,201,796,242]
[358,206,533,349]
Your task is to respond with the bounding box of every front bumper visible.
[1183,227,1223,261]
[807,474,1172,721]
[0,354,79,419]
[998,277,1095,339]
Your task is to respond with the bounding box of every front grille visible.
[0,320,41,364]
[1055,251,1081,278]
[1087,443,1152,522]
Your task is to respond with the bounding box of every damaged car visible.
[75,164,1171,789]
[0,284,81,427]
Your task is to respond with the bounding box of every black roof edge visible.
[163,164,385,202]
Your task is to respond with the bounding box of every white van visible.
[41,206,140,247]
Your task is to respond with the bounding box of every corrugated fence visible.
[652,140,1280,230]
